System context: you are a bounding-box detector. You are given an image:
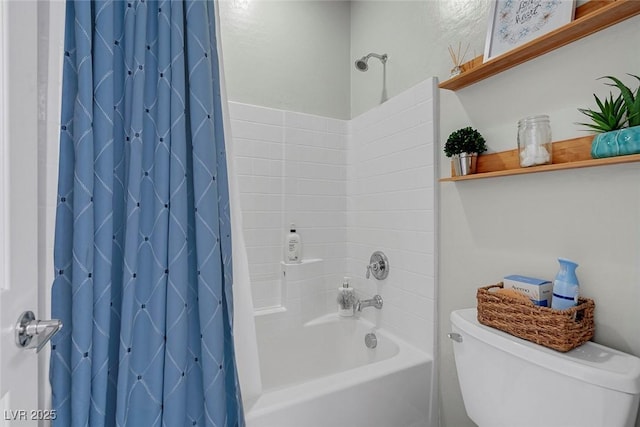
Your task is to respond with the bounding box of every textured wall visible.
[219,0,351,119]
[349,0,488,118]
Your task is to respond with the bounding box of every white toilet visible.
[450,308,640,427]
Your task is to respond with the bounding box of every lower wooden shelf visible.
[439,135,640,182]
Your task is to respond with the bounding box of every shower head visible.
[354,53,388,72]
[355,58,369,72]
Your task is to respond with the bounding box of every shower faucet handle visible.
[366,251,389,280]
[366,261,382,278]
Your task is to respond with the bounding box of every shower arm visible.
[365,53,388,64]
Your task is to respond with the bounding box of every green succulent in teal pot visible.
[578,74,640,159]
[602,74,640,127]
[590,127,640,158]
[577,92,626,133]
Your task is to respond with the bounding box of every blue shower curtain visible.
[50,1,244,426]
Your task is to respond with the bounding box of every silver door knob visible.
[15,311,63,353]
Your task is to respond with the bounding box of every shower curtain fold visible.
[212,2,263,408]
[49,1,244,426]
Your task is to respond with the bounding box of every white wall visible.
[438,16,640,427]
[219,0,490,121]
[219,0,351,119]
[349,0,488,118]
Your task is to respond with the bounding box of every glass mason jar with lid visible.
[517,115,552,167]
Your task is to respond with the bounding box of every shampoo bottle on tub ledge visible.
[285,223,302,263]
[551,258,579,310]
[337,277,355,317]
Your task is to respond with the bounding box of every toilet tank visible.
[450,308,640,427]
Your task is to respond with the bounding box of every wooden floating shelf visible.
[439,0,640,91]
[440,135,640,182]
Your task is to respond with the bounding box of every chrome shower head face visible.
[354,53,387,72]
[355,57,369,72]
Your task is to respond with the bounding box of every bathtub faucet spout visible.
[356,295,383,312]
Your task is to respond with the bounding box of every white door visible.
[0,1,46,425]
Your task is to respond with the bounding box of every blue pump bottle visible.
[551,258,579,310]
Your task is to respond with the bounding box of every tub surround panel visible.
[277,259,327,326]
[229,103,285,309]
[282,112,349,315]
[229,103,348,311]
[348,78,437,357]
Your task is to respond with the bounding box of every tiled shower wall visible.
[348,79,437,354]
[228,78,436,355]
[228,103,349,310]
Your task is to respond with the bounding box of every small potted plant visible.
[578,74,640,158]
[444,126,487,176]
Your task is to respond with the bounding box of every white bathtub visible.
[245,313,433,427]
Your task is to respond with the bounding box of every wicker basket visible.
[477,283,595,352]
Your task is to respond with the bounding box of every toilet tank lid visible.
[451,308,640,395]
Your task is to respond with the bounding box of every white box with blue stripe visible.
[503,275,553,307]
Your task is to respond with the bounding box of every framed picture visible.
[484,0,575,62]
